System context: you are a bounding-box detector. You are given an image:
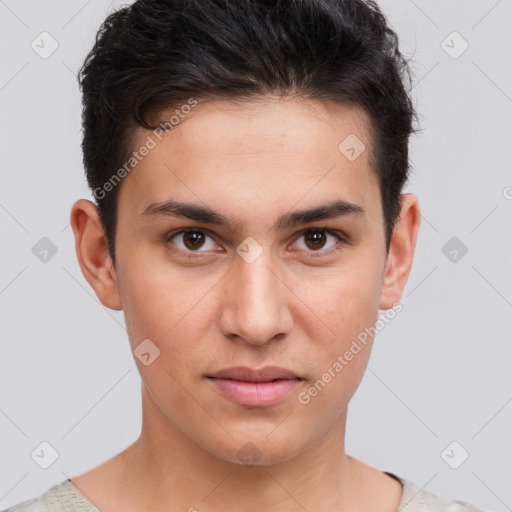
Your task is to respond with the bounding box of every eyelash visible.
[164,227,348,259]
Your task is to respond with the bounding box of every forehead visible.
[147,96,374,165]
[119,96,380,224]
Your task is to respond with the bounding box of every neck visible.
[119,385,360,512]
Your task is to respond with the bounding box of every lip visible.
[208,366,301,382]
[206,366,303,407]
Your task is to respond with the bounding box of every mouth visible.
[207,366,303,382]
[206,366,304,407]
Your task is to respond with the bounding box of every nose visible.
[217,250,293,346]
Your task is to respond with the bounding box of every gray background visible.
[0,1,511,510]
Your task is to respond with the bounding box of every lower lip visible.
[208,378,302,407]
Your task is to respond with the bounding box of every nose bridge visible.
[219,247,292,345]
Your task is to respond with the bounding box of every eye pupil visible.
[305,230,326,250]
[184,230,205,250]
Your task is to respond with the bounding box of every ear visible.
[379,193,421,309]
[70,199,123,310]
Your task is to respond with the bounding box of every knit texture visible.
[2,472,485,511]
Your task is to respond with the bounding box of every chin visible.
[205,430,305,468]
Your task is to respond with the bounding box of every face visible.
[72,96,419,466]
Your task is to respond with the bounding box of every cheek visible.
[296,279,377,423]
[117,251,201,343]
[117,255,220,382]
[304,260,383,343]
[295,259,381,410]
[118,268,208,418]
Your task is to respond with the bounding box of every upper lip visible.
[207,366,302,382]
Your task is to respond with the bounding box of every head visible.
[71,0,421,467]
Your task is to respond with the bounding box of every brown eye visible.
[291,228,345,257]
[167,229,219,253]
[303,230,328,250]
[182,230,206,250]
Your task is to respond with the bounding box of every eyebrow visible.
[140,198,365,231]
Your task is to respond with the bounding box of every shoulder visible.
[1,480,100,512]
[392,473,487,512]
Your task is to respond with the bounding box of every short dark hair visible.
[78,0,419,264]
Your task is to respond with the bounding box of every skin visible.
[69,96,420,512]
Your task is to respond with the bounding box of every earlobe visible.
[70,199,123,311]
[379,193,421,310]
